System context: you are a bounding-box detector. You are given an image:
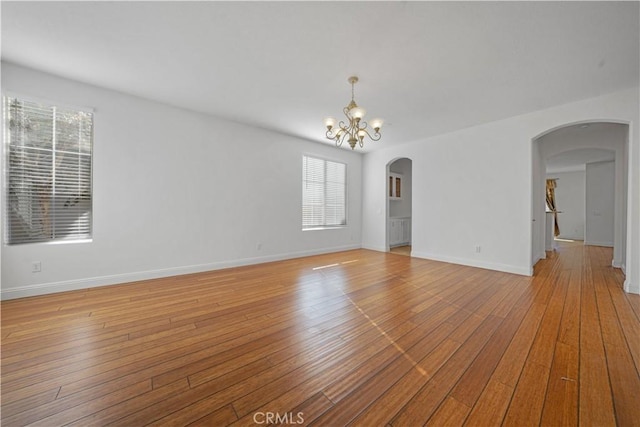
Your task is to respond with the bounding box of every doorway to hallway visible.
[386,158,412,254]
[531,122,629,284]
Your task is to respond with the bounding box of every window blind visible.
[302,155,346,229]
[4,96,93,244]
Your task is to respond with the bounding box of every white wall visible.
[547,171,585,240]
[362,87,639,294]
[366,122,533,275]
[1,63,363,299]
[585,161,615,246]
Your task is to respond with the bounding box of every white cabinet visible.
[389,217,411,247]
[389,173,403,200]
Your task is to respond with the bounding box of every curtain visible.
[546,179,560,237]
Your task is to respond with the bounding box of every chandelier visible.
[324,76,383,150]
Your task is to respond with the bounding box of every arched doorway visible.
[386,158,412,254]
[531,122,629,280]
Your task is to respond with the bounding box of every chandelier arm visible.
[335,129,349,147]
[339,130,348,145]
[327,126,351,146]
[356,127,382,142]
[338,121,356,141]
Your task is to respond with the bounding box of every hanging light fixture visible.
[324,76,383,150]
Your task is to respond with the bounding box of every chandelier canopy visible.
[324,76,383,150]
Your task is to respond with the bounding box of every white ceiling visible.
[546,147,615,174]
[2,1,638,152]
[543,122,621,173]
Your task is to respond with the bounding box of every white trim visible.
[2,91,95,114]
[301,151,352,166]
[361,243,388,253]
[583,240,614,247]
[533,251,546,266]
[624,278,639,294]
[1,244,360,300]
[411,251,532,277]
[302,226,347,232]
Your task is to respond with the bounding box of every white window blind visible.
[3,96,93,244]
[302,155,346,229]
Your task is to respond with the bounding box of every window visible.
[3,96,93,244]
[302,155,346,229]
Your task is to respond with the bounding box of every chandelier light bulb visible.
[324,117,336,129]
[370,118,384,131]
[349,107,366,120]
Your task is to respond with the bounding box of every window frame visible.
[3,93,95,245]
[302,154,348,231]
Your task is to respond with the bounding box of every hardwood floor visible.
[1,243,639,426]
[389,245,411,257]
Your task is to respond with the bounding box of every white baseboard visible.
[557,235,583,241]
[624,278,639,294]
[410,251,532,277]
[361,243,388,253]
[584,240,614,247]
[1,244,361,300]
[533,251,546,266]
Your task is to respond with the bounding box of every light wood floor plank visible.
[578,245,617,427]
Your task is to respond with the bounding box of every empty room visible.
[1,1,639,426]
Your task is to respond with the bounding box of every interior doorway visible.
[531,122,629,280]
[386,158,412,254]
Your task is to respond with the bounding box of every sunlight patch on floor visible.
[312,260,360,270]
[338,287,427,377]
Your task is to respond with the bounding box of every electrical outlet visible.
[32,261,42,273]
[475,245,481,253]
[256,242,262,250]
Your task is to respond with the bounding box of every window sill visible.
[6,238,93,247]
[302,226,347,231]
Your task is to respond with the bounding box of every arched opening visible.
[531,122,629,282]
[386,158,412,254]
